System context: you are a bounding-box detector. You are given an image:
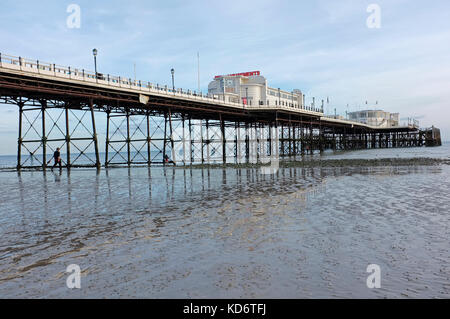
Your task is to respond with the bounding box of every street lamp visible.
[92,48,98,82]
[171,68,175,92]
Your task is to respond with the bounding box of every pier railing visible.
[0,52,326,115]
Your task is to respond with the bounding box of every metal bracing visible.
[105,110,149,166]
[166,109,176,164]
[222,119,237,164]
[89,99,101,168]
[1,91,434,170]
[105,107,184,166]
[164,110,184,165]
[235,122,244,164]
[204,119,224,163]
[181,116,186,165]
[244,122,249,162]
[13,97,99,169]
[220,115,226,164]
[188,118,204,164]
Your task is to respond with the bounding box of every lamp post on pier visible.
[171,68,175,92]
[92,48,98,83]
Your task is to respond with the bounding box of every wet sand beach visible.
[0,145,449,298]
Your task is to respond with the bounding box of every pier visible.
[0,53,442,169]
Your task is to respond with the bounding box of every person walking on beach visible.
[163,154,176,166]
[47,147,62,169]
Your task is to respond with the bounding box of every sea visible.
[0,144,449,298]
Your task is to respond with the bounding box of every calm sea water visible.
[0,145,449,298]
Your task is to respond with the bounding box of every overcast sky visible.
[0,0,449,154]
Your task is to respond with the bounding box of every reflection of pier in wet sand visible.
[1,163,449,298]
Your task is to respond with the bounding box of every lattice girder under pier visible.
[105,107,181,166]
[14,97,100,169]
